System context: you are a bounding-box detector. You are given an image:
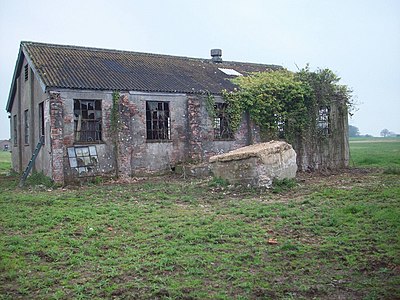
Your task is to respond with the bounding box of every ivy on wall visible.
[212,66,354,144]
[111,91,120,177]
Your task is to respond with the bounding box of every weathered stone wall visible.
[129,92,189,175]
[294,101,349,171]
[12,84,349,184]
[210,141,297,187]
[53,90,256,181]
[10,58,51,176]
[187,95,259,161]
[57,90,115,183]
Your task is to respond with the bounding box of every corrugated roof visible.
[7,41,282,112]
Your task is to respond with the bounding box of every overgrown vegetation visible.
[0,139,399,299]
[111,91,121,177]
[221,66,353,143]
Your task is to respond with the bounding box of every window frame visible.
[67,145,99,177]
[24,109,29,145]
[73,99,102,143]
[146,101,171,141]
[213,102,234,140]
[13,115,17,146]
[317,106,331,136]
[38,102,45,143]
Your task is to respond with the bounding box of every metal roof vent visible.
[211,49,222,63]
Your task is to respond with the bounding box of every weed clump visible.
[383,166,400,175]
[25,171,54,188]
[272,178,297,193]
[208,177,230,188]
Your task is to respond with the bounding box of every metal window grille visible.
[146,101,171,140]
[74,100,102,142]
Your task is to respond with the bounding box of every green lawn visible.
[0,151,11,174]
[350,137,400,168]
[0,140,399,299]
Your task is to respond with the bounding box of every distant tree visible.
[380,129,390,137]
[348,125,360,137]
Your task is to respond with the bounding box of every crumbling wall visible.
[49,92,65,184]
[188,95,259,161]
[294,101,349,171]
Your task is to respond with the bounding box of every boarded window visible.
[13,115,17,146]
[67,146,98,176]
[214,103,233,140]
[74,99,102,142]
[317,106,330,135]
[38,102,45,142]
[146,101,171,140]
[24,109,29,145]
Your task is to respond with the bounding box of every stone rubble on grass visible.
[209,141,297,188]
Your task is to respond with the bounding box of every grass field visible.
[349,137,400,168]
[0,139,399,299]
[0,151,11,174]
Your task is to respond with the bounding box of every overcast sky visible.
[0,0,399,139]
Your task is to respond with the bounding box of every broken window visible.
[24,109,29,145]
[13,115,17,146]
[74,99,102,142]
[67,146,98,176]
[317,106,330,135]
[146,101,171,140]
[214,103,233,140]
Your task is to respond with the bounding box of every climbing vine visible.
[205,92,217,125]
[219,67,353,144]
[111,91,120,177]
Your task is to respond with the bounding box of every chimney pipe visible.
[211,49,222,63]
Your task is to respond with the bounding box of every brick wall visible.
[49,92,65,184]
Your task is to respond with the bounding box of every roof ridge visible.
[21,41,211,63]
[20,41,281,68]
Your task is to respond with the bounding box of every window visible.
[67,146,98,176]
[38,102,45,142]
[13,115,17,146]
[24,109,29,145]
[74,99,102,142]
[276,115,285,139]
[146,101,170,140]
[24,64,29,81]
[214,103,233,140]
[317,106,330,135]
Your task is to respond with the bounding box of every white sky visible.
[0,0,399,139]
